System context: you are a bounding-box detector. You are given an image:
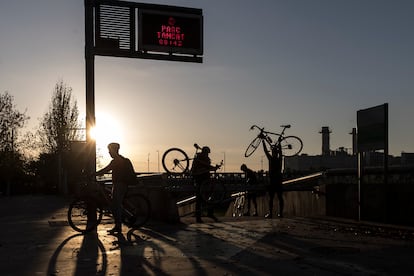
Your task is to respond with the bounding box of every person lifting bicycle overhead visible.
[96,142,136,234]
[191,146,221,223]
[262,139,284,219]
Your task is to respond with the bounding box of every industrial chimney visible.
[319,126,331,156]
[350,128,357,155]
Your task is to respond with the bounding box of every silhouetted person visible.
[240,164,258,216]
[262,140,284,218]
[191,146,221,223]
[96,143,136,234]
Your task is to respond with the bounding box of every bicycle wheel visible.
[245,137,262,157]
[122,192,151,229]
[68,197,103,233]
[279,135,303,156]
[232,195,245,217]
[200,180,227,205]
[162,148,190,175]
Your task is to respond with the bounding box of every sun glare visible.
[90,112,123,149]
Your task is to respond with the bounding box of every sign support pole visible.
[85,0,96,174]
[384,104,389,223]
[85,0,97,227]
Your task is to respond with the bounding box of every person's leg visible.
[245,194,251,216]
[111,183,128,231]
[252,195,258,216]
[207,204,217,220]
[265,189,275,218]
[195,180,202,222]
[276,190,284,217]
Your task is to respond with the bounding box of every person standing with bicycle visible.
[96,142,136,234]
[191,146,221,223]
[261,138,284,219]
[240,164,258,216]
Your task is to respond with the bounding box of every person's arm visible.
[193,156,219,174]
[96,161,113,176]
[203,159,220,171]
[262,140,271,160]
[211,163,221,171]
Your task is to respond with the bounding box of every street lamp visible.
[261,155,264,171]
[157,150,160,173]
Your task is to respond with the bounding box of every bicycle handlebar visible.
[249,125,263,132]
[250,124,291,133]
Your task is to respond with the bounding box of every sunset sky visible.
[1,0,413,172]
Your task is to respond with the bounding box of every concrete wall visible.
[323,169,414,226]
[137,168,414,227]
[133,174,180,223]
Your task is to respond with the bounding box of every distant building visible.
[285,152,356,172]
[284,126,412,172]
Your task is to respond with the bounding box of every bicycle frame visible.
[68,179,151,233]
[250,124,291,145]
[245,124,303,157]
[95,181,113,208]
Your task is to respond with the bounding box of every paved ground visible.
[1,195,414,276]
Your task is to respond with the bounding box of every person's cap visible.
[201,146,210,153]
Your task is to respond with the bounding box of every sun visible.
[90,112,123,150]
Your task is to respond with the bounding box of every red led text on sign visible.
[139,9,202,55]
[157,17,185,47]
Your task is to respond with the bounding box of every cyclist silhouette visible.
[262,139,284,218]
[191,146,220,223]
[240,164,258,216]
[96,143,136,234]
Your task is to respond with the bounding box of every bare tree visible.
[37,81,81,194]
[0,92,29,152]
[0,91,30,195]
[38,81,81,154]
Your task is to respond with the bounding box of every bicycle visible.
[245,124,303,157]
[232,167,261,217]
[232,191,246,217]
[67,177,151,233]
[162,143,227,205]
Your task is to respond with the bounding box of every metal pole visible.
[85,0,96,174]
[85,0,97,228]
[157,150,160,173]
[384,103,389,223]
[261,156,264,171]
[222,151,226,172]
[357,152,363,221]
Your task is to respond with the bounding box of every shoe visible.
[252,212,258,217]
[264,213,273,219]
[277,213,283,218]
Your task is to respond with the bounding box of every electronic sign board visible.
[90,0,203,63]
[139,10,203,55]
[357,103,388,152]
